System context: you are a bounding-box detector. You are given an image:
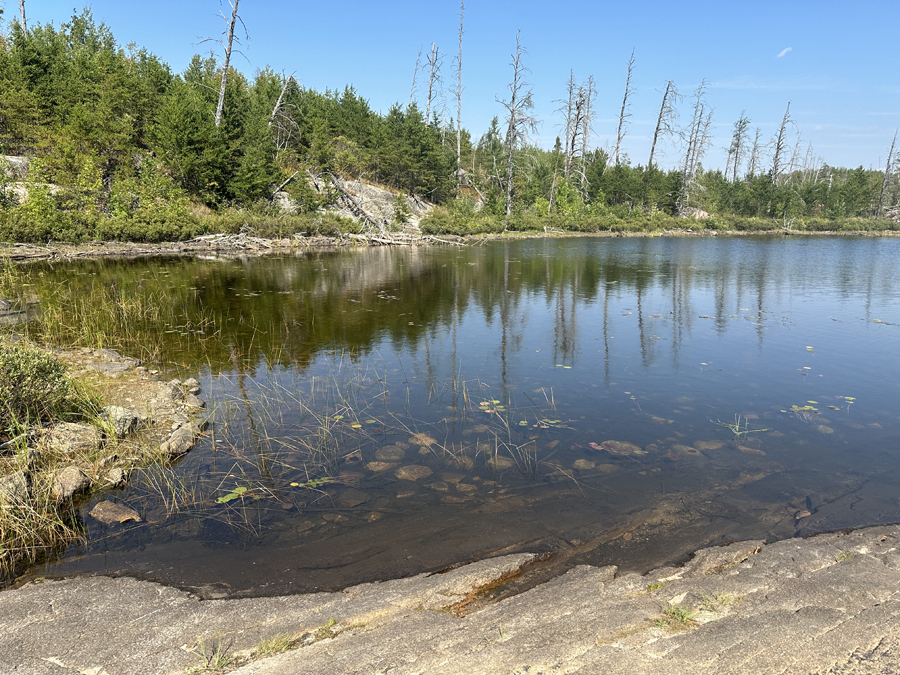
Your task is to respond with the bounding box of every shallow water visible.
[15,236,900,596]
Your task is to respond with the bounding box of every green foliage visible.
[0,343,81,433]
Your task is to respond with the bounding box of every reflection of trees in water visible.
[22,238,896,378]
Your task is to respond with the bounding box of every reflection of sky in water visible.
[22,236,900,595]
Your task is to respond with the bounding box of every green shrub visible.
[0,344,77,433]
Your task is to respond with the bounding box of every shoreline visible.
[1,228,899,262]
[3,523,900,674]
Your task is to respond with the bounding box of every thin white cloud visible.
[777,47,792,58]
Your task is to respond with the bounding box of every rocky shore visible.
[2,524,899,674]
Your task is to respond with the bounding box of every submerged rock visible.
[336,489,370,508]
[671,444,702,457]
[573,459,596,471]
[817,425,835,434]
[89,500,142,525]
[366,461,398,473]
[52,466,91,501]
[694,440,726,451]
[375,445,406,461]
[486,456,515,471]
[593,440,644,456]
[395,465,433,481]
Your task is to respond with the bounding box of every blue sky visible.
[16,0,900,171]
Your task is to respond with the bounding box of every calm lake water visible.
[16,236,900,596]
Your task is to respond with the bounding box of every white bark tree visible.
[207,0,245,128]
[648,80,679,170]
[408,46,422,108]
[557,72,595,183]
[770,101,792,185]
[19,0,26,31]
[747,127,764,178]
[613,50,635,166]
[876,130,897,218]
[499,30,537,217]
[677,80,713,215]
[725,112,750,182]
[454,0,465,196]
[425,42,442,122]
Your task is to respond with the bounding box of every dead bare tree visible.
[18,0,26,30]
[269,74,295,128]
[557,72,595,182]
[425,42,442,122]
[876,129,898,218]
[725,112,750,182]
[648,80,679,170]
[205,0,246,128]
[747,127,764,178]
[454,0,465,196]
[499,30,537,217]
[677,80,713,215]
[770,101,792,185]
[613,50,635,166]
[408,46,422,108]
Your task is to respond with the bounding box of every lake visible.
[16,235,900,597]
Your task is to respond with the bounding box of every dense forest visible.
[0,9,897,242]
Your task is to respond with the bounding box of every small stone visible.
[164,380,184,401]
[447,456,474,470]
[184,394,206,409]
[795,509,812,519]
[53,466,91,501]
[183,378,200,389]
[427,481,449,492]
[597,464,619,474]
[322,513,347,523]
[395,465,433,481]
[738,445,766,456]
[0,471,29,503]
[366,512,382,522]
[375,445,406,461]
[622,532,634,541]
[159,426,195,458]
[671,444,702,456]
[441,495,467,504]
[396,490,416,498]
[105,468,127,486]
[573,459,596,471]
[456,483,477,493]
[101,405,144,438]
[816,425,834,434]
[89,501,142,525]
[188,387,201,395]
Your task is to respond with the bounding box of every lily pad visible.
[217,486,248,504]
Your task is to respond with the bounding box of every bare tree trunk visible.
[726,112,750,182]
[19,0,26,30]
[455,0,464,197]
[214,0,241,128]
[269,74,294,128]
[648,80,678,170]
[677,80,710,215]
[876,129,897,218]
[408,46,422,108]
[747,127,763,178]
[425,42,440,122]
[770,101,792,185]
[501,30,537,218]
[613,50,635,166]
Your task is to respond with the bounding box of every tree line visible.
[0,8,896,243]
